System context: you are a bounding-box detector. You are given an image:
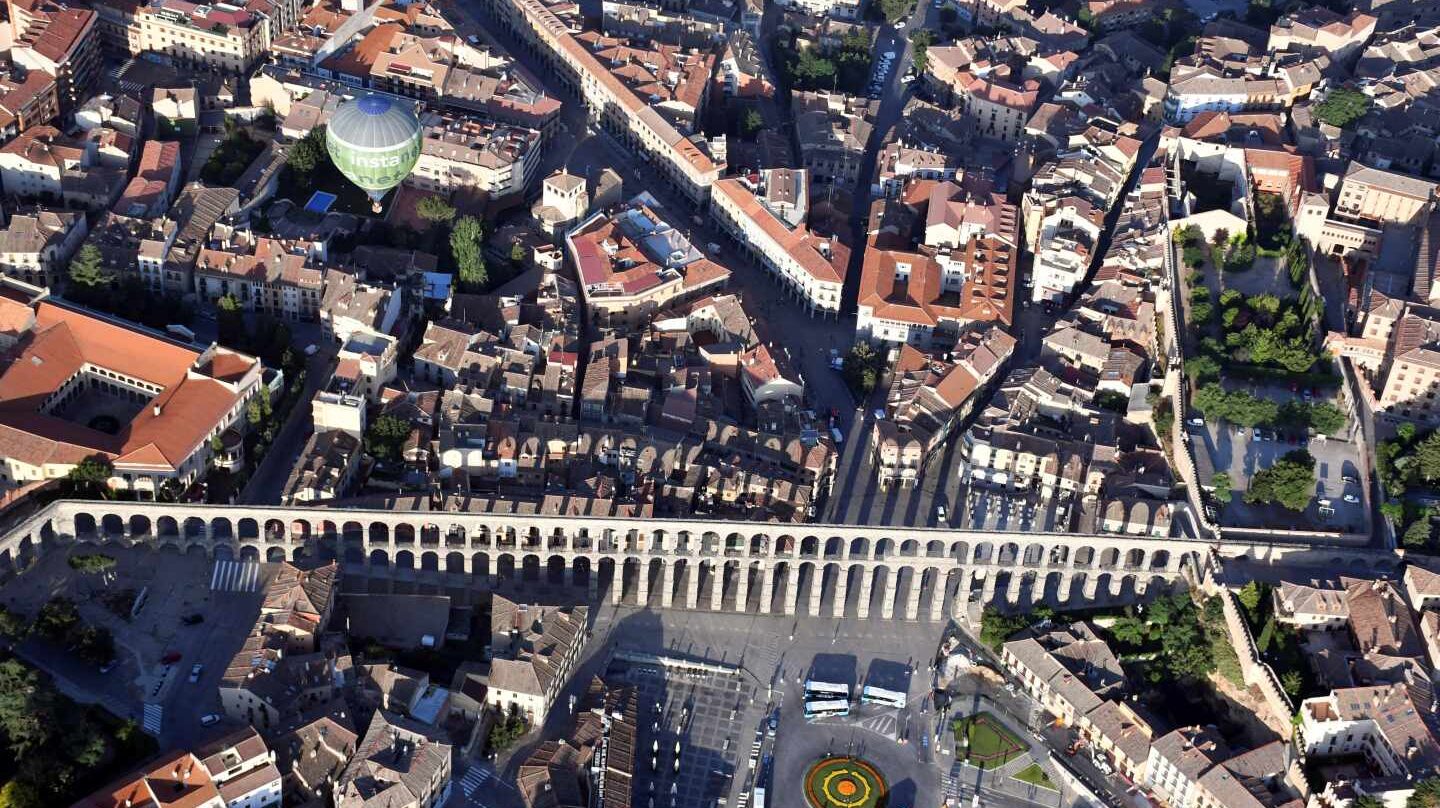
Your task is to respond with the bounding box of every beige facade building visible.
[710,170,845,317]
[133,0,271,74]
[487,597,589,723]
[0,208,87,287]
[194,232,326,322]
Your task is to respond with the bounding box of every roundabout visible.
[804,756,888,808]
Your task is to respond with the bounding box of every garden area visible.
[1012,762,1057,791]
[279,125,389,216]
[64,244,193,331]
[1232,581,1322,701]
[1376,424,1440,551]
[772,28,874,95]
[952,713,1027,770]
[200,119,266,187]
[0,611,155,808]
[804,756,888,808]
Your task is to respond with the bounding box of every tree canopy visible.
[450,216,487,293]
[365,414,412,463]
[1244,450,1317,511]
[416,195,456,225]
[1314,88,1371,128]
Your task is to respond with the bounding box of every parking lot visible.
[1192,417,1367,532]
[2,544,269,749]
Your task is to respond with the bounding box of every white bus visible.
[804,680,850,701]
[804,699,850,720]
[860,685,907,709]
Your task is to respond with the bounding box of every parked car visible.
[200,714,222,727]
[1343,494,1360,503]
[189,663,204,683]
[161,651,181,665]
[181,613,204,625]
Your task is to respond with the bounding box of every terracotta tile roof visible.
[711,178,843,283]
[0,302,259,472]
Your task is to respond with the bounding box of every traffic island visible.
[804,756,888,808]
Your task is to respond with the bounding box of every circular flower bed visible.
[804,756,888,808]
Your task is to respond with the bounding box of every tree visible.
[1108,615,1151,646]
[0,605,25,639]
[979,607,1028,651]
[1353,797,1383,808]
[67,553,117,574]
[510,241,527,267]
[1314,87,1371,128]
[285,135,323,178]
[1279,669,1303,698]
[451,216,487,292]
[877,0,912,23]
[365,414,412,463]
[909,29,934,73]
[1236,580,1261,612]
[1404,518,1434,550]
[1410,778,1440,808]
[740,109,764,139]
[1399,423,1418,443]
[842,342,879,396]
[1307,402,1346,435]
[64,458,112,499]
[216,294,245,348]
[0,781,41,808]
[1209,470,1233,506]
[1415,431,1440,482]
[415,195,456,226]
[67,244,108,294]
[1244,450,1317,511]
[0,660,51,757]
[1381,501,1405,522]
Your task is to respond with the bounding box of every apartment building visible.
[1002,623,1153,782]
[0,297,262,495]
[792,90,876,187]
[565,193,731,333]
[133,0,271,74]
[73,751,228,808]
[112,138,180,217]
[1333,162,1438,226]
[0,68,60,144]
[9,0,101,113]
[0,207,87,287]
[710,170,846,317]
[1299,684,1440,800]
[482,0,723,203]
[335,710,452,808]
[1268,8,1376,62]
[773,0,863,20]
[410,116,541,203]
[1145,728,1299,808]
[194,232,326,322]
[487,597,589,723]
[873,327,1015,488]
[1031,196,1104,304]
[950,68,1041,144]
[194,727,284,808]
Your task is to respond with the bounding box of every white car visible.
[189,663,204,683]
[1343,494,1360,503]
[200,713,222,727]
[895,20,906,28]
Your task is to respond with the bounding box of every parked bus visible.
[803,699,850,720]
[860,685,907,709]
[803,680,850,701]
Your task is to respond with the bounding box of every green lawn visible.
[1013,762,1058,791]
[952,713,1027,770]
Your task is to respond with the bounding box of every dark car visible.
[161,651,181,665]
[181,614,204,625]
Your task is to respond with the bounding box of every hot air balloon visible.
[325,94,422,212]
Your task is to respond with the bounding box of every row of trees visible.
[1188,288,1324,377]
[415,195,490,293]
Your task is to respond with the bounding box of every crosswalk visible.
[211,560,262,592]
[142,703,163,735]
[460,767,495,805]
